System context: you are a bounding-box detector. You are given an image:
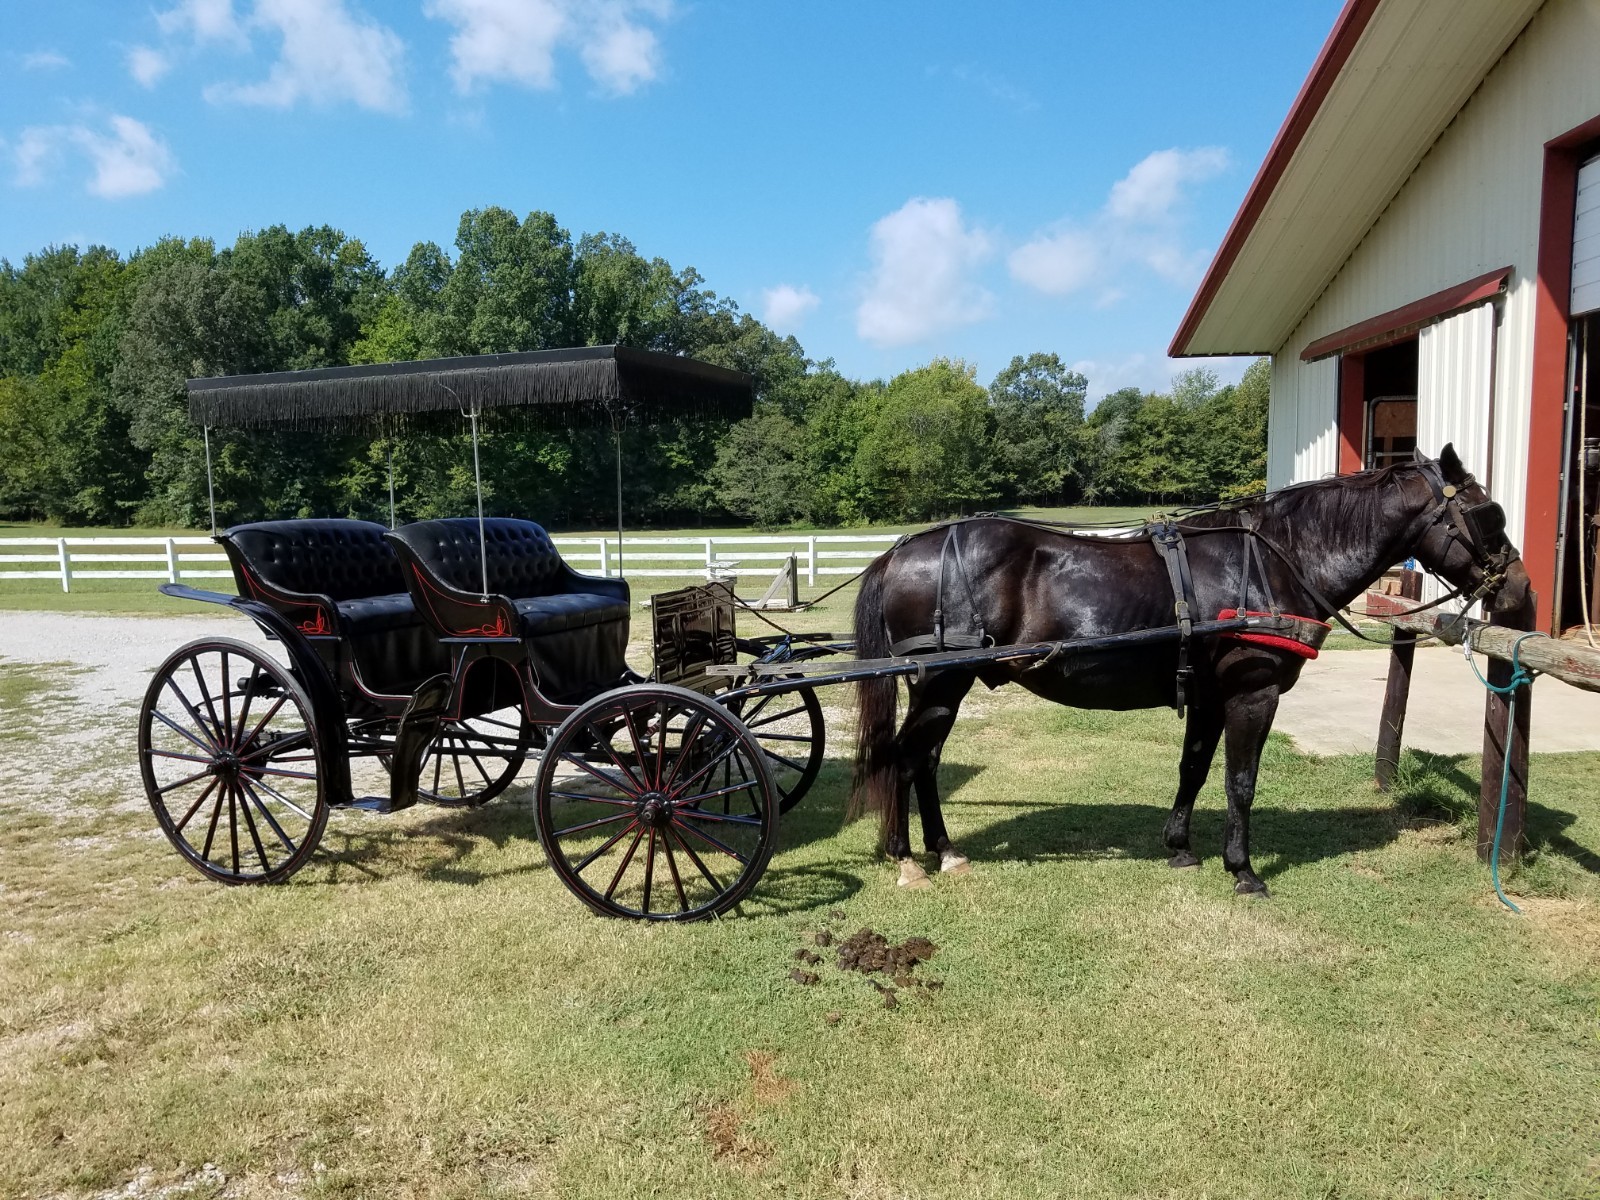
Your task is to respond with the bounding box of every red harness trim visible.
[1216,608,1331,660]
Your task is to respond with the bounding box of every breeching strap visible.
[1148,521,1197,716]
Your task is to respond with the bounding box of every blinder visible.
[1418,461,1520,591]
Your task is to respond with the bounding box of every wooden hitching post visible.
[1478,652,1530,862]
[1375,630,1417,791]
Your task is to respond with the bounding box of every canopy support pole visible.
[203,425,217,537]
[614,424,624,580]
[470,404,488,600]
[387,440,397,530]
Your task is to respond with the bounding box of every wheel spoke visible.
[675,807,763,827]
[150,707,220,755]
[603,826,646,900]
[548,790,636,807]
[173,778,220,833]
[156,766,216,796]
[739,692,777,725]
[234,696,289,760]
[672,779,762,807]
[658,710,708,793]
[146,747,218,765]
[588,721,644,793]
[552,810,635,838]
[220,652,233,749]
[666,732,746,799]
[189,656,227,747]
[238,777,299,854]
[232,663,261,750]
[622,707,654,791]
[233,780,273,875]
[432,739,444,796]
[227,784,241,874]
[672,816,749,864]
[761,749,807,773]
[199,782,226,860]
[660,827,689,912]
[451,741,468,798]
[747,730,814,743]
[559,751,640,797]
[246,775,314,822]
[745,704,810,728]
[666,826,726,893]
[164,677,222,750]
[641,829,657,914]
[252,765,319,781]
[571,820,639,873]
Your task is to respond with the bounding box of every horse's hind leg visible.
[1221,686,1280,897]
[904,672,975,877]
[1164,702,1223,869]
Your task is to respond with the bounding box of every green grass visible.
[3,662,1597,1199]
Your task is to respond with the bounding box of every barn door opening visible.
[1555,154,1600,638]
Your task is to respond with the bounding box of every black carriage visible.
[140,348,832,920]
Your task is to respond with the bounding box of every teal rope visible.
[1464,630,1542,913]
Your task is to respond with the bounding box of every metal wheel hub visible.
[637,793,673,828]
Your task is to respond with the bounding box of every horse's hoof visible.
[1233,880,1270,899]
[1168,852,1201,870]
[897,859,933,890]
[939,848,972,876]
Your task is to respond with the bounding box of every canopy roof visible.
[186,344,754,432]
[1169,0,1542,358]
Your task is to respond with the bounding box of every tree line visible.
[0,207,1267,531]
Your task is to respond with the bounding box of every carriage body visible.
[141,515,825,918]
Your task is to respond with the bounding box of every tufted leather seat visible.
[217,519,446,697]
[388,518,631,703]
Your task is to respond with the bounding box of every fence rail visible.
[0,533,903,592]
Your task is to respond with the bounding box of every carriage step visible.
[340,795,413,814]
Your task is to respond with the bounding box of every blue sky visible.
[1,1,1341,399]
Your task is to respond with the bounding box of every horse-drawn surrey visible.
[139,347,1529,917]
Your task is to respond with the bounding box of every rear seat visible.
[217,519,444,691]
[387,518,631,703]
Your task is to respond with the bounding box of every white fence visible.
[0,533,901,593]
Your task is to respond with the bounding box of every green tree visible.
[988,352,1088,504]
[854,359,997,521]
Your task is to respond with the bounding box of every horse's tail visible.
[848,553,898,845]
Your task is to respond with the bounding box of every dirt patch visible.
[744,1050,797,1105]
[700,1102,772,1171]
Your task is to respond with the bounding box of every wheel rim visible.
[139,640,325,884]
[726,683,824,814]
[415,706,532,806]
[536,687,777,921]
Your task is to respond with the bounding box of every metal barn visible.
[1172,0,1600,635]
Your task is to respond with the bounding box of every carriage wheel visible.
[139,638,327,885]
[414,705,535,807]
[724,682,825,814]
[534,684,778,921]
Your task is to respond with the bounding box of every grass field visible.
[2,650,1597,1199]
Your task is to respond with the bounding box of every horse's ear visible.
[1438,442,1467,484]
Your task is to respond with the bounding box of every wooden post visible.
[1374,630,1416,791]
[597,537,608,578]
[1479,644,1531,863]
[704,537,714,582]
[165,538,180,583]
[57,538,71,593]
[807,536,817,586]
[786,553,799,608]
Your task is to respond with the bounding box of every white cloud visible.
[761,284,820,332]
[11,115,175,199]
[856,197,993,348]
[128,46,172,87]
[426,0,670,96]
[203,0,407,113]
[22,50,71,70]
[1010,146,1231,301]
[158,0,247,46]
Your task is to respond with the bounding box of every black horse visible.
[849,447,1531,895]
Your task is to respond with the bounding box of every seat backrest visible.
[388,518,568,599]
[219,519,405,602]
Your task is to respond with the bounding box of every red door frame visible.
[1528,114,1600,632]
[1337,355,1365,473]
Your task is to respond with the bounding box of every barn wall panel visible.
[1269,0,1600,557]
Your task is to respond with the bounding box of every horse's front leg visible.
[1164,701,1223,869]
[1221,685,1280,896]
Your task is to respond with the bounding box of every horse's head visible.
[1408,444,1531,617]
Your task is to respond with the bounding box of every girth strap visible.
[1148,520,1197,716]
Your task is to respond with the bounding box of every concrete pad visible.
[1276,645,1600,755]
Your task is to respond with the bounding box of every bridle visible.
[1414,458,1521,603]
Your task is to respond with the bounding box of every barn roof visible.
[1169,0,1544,358]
